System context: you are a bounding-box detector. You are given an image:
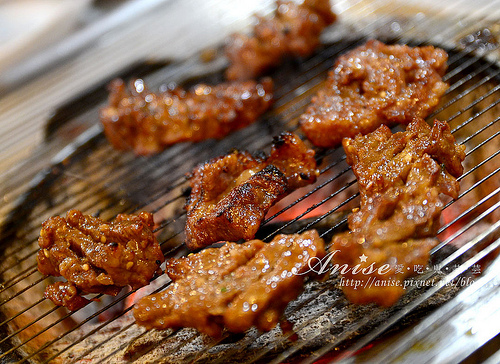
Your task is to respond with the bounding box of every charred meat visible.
[330,119,465,306]
[100,78,273,155]
[133,230,326,337]
[300,40,449,148]
[37,210,164,310]
[185,132,318,250]
[225,0,336,80]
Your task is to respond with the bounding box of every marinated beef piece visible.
[185,132,319,250]
[100,77,273,156]
[300,40,449,148]
[43,282,91,311]
[133,230,326,337]
[330,119,465,306]
[225,0,336,81]
[345,118,465,205]
[37,210,164,310]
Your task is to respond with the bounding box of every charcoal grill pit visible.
[1,0,500,363]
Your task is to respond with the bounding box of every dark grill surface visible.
[1,1,500,363]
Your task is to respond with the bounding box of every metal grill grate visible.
[1,0,500,363]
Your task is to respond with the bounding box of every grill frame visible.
[1,0,500,362]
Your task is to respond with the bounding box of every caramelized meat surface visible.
[185,132,318,250]
[37,210,164,310]
[100,78,273,155]
[300,40,449,148]
[43,281,92,312]
[330,119,465,306]
[225,0,336,80]
[345,118,465,205]
[133,230,326,337]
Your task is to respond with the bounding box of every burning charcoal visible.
[255,210,349,242]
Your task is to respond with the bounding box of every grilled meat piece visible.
[300,40,449,148]
[133,230,326,337]
[43,281,91,311]
[37,210,164,310]
[100,78,273,155]
[225,0,336,80]
[185,132,319,250]
[345,118,465,205]
[330,119,465,306]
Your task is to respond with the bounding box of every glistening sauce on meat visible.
[37,210,164,310]
[133,230,325,337]
[184,132,319,250]
[330,119,466,306]
[225,0,336,80]
[100,78,273,155]
[300,40,449,148]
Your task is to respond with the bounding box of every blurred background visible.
[0,0,495,178]
[0,0,278,176]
